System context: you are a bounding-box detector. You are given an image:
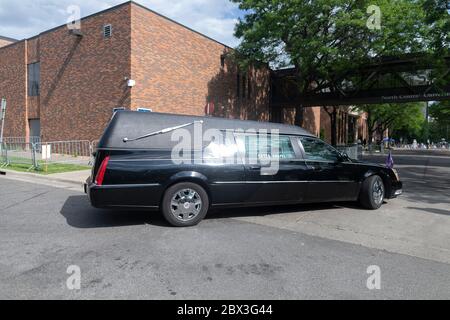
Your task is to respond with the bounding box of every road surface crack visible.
[1,191,51,210]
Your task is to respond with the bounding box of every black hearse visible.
[85,111,402,227]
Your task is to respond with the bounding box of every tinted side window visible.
[300,137,340,162]
[237,134,296,161]
[203,134,238,159]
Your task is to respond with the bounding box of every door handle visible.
[249,165,262,170]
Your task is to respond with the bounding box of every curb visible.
[0,168,87,188]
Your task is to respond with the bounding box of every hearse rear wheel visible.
[161,182,209,227]
[359,175,385,210]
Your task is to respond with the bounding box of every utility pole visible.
[0,98,6,152]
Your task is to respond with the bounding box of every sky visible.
[0,0,243,47]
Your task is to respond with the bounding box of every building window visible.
[27,62,40,96]
[103,24,112,38]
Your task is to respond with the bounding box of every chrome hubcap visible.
[170,189,202,221]
[372,179,384,205]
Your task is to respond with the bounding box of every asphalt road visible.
[0,153,449,299]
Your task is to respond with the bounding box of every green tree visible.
[430,100,450,123]
[423,0,450,52]
[231,0,433,133]
[356,103,425,145]
[429,100,450,142]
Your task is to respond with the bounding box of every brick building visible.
[0,1,365,144]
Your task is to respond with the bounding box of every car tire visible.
[161,182,209,227]
[359,175,385,210]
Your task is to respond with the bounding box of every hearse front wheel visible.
[359,175,385,210]
[161,182,209,227]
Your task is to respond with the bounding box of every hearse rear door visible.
[234,133,309,204]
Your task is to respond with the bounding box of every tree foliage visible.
[232,0,435,89]
[429,100,450,141]
[356,103,425,143]
[231,0,448,144]
[430,100,450,123]
[423,0,450,53]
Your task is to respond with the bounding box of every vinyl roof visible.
[98,111,314,149]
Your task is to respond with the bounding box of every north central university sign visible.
[382,91,450,103]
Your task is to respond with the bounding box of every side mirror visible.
[337,151,349,162]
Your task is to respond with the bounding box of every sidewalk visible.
[0,168,91,188]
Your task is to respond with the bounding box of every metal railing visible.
[1,139,98,170]
[38,140,92,165]
[0,142,37,170]
[2,136,41,145]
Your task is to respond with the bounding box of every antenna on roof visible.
[123,120,204,143]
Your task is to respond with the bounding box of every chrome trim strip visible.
[212,180,354,185]
[212,181,308,185]
[309,180,354,183]
[109,158,238,162]
[109,158,308,163]
[109,159,176,162]
[100,183,160,188]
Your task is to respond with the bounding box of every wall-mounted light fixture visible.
[127,79,136,87]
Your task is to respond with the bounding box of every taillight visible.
[95,156,110,186]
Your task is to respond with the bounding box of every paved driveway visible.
[0,152,449,299]
[228,153,450,264]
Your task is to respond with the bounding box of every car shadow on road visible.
[406,207,450,216]
[60,195,364,228]
[207,202,362,220]
[60,195,168,228]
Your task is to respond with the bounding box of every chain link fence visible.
[0,142,37,169]
[0,139,98,171]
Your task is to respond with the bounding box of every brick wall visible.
[0,4,132,142]
[302,107,321,136]
[0,42,28,138]
[0,2,275,143]
[278,107,321,137]
[38,4,132,142]
[130,3,270,122]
